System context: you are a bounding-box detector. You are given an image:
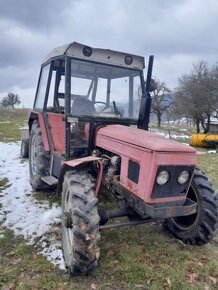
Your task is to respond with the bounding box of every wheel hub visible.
[64,211,73,228]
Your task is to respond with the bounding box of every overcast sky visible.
[0,0,218,107]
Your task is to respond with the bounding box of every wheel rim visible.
[63,189,74,255]
[171,185,198,231]
[30,135,37,176]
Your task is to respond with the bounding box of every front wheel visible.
[62,171,100,275]
[165,169,218,245]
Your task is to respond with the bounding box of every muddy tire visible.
[29,120,51,191]
[62,171,100,275]
[21,139,29,158]
[165,169,218,245]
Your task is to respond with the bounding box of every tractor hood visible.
[96,125,195,153]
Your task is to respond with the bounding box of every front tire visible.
[62,171,100,275]
[29,120,51,191]
[165,169,218,245]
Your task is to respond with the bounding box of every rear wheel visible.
[62,171,100,275]
[165,169,218,245]
[29,120,51,190]
[21,139,29,158]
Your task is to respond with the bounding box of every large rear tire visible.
[29,120,51,191]
[165,169,218,245]
[62,171,100,275]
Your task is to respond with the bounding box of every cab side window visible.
[34,64,50,109]
[46,70,56,108]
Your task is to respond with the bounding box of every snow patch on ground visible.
[170,134,190,139]
[0,228,4,239]
[0,142,65,270]
[0,121,11,124]
[19,126,28,130]
[151,129,190,140]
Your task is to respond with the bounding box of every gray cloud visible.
[0,0,69,31]
[0,0,218,106]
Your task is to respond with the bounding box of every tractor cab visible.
[32,42,148,158]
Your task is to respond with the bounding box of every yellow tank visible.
[191,133,218,147]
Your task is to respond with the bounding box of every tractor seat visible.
[70,97,95,157]
[71,97,96,115]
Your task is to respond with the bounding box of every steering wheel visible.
[94,101,107,113]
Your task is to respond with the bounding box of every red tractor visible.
[21,42,218,275]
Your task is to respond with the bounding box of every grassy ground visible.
[0,109,217,289]
[0,108,29,142]
[0,222,218,290]
[197,153,218,188]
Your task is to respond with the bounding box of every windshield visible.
[59,59,143,119]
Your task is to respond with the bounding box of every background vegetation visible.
[148,61,218,131]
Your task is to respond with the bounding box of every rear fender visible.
[57,156,103,195]
[38,113,50,151]
[28,111,50,151]
[28,111,38,129]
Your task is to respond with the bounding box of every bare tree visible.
[174,61,218,133]
[0,93,21,108]
[151,79,172,128]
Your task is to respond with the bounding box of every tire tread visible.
[62,171,100,275]
[165,169,218,245]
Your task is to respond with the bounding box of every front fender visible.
[57,156,103,195]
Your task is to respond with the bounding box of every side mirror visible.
[149,79,157,92]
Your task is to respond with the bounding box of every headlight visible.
[178,170,190,184]
[156,170,170,185]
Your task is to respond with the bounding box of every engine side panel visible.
[96,126,196,204]
[96,124,196,153]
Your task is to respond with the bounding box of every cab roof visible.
[43,42,145,70]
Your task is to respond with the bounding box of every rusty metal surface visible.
[65,156,102,167]
[64,156,103,195]
[56,156,103,195]
[142,198,197,219]
[99,219,160,230]
[95,161,103,195]
[114,185,197,219]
